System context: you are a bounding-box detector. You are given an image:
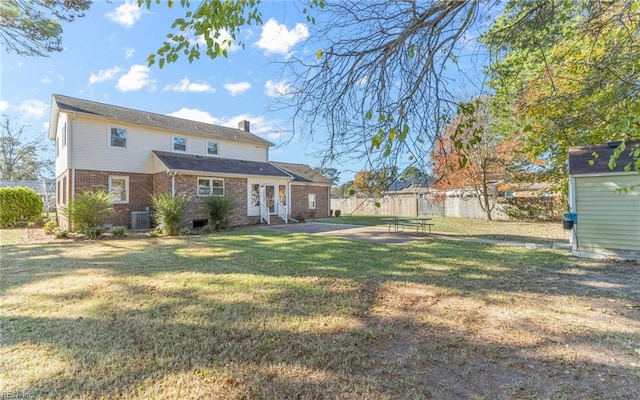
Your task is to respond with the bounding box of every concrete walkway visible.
[263,221,571,250]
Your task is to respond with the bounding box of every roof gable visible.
[271,162,333,185]
[51,94,273,147]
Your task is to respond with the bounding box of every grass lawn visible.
[1,226,638,399]
[316,215,569,243]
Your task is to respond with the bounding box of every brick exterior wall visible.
[74,169,154,228]
[58,168,328,231]
[290,184,330,220]
[171,175,251,229]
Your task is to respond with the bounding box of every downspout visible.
[169,171,176,198]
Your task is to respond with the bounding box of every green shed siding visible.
[573,174,640,259]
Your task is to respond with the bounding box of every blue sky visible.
[1,1,358,182]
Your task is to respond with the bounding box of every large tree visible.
[431,98,518,220]
[0,0,91,56]
[353,167,397,197]
[0,116,53,180]
[143,0,638,185]
[483,0,640,187]
[143,0,491,169]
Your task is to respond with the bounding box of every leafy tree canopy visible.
[399,166,427,183]
[144,0,639,188]
[483,0,640,186]
[0,0,91,56]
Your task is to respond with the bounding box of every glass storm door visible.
[265,185,276,214]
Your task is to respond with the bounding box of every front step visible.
[268,215,286,225]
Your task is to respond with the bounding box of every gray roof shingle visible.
[569,141,639,175]
[52,94,273,147]
[271,162,333,184]
[153,151,291,178]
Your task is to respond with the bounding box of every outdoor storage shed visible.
[568,141,640,260]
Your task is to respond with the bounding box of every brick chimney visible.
[238,120,250,132]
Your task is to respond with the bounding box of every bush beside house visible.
[0,187,44,227]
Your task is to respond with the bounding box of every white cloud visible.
[89,66,122,85]
[106,0,143,28]
[223,81,251,96]
[116,65,156,92]
[18,99,48,120]
[41,77,52,84]
[167,108,221,125]
[0,100,8,113]
[123,47,135,58]
[166,108,285,140]
[256,18,308,56]
[163,77,216,93]
[264,79,292,97]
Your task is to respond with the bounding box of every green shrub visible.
[205,196,235,230]
[0,187,44,227]
[54,230,68,239]
[110,225,127,238]
[84,226,105,239]
[43,221,58,235]
[152,192,188,236]
[334,209,342,217]
[63,190,113,232]
[179,227,191,236]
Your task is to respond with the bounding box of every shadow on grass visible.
[2,228,639,398]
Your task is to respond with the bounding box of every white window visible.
[197,177,224,196]
[206,141,219,155]
[109,176,129,203]
[251,183,260,206]
[308,193,317,209]
[173,136,187,152]
[109,126,127,148]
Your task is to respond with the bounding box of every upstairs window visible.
[173,136,187,152]
[109,126,127,148]
[197,177,224,196]
[206,141,219,155]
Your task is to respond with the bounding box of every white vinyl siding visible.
[573,173,640,258]
[67,115,269,173]
[54,113,69,177]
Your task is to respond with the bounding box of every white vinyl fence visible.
[331,196,511,220]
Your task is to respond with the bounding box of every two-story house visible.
[49,94,331,231]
